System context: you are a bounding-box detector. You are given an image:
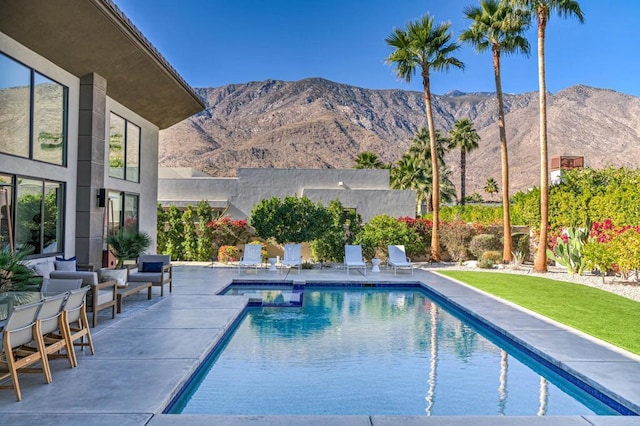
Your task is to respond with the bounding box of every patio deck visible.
[1,263,639,425]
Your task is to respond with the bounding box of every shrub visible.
[218,245,239,262]
[546,227,588,275]
[251,195,331,244]
[355,214,425,260]
[440,220,474,264]
[311,199,362,262]
[478,250,501,269]
[468,234,501,260]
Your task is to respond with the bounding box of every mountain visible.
[158,78,640,195]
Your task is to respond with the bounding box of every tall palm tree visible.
[448,118,480,207]
[386,15,463,260]
[510,0,584,272]
[354,151,385,169]
[460,0,530,263]
[408,127,451,165]
[390,155,430,214]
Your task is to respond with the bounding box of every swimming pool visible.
[168,285,621,416]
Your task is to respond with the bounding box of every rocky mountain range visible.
[158,78,640,195]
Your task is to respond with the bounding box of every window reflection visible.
[0,175,14,252]
[124,193,139,231]
[109,113,125,179]
[14,178,64,255]
[0,53,30,158]
[33,73,66,165]
[126,121,140,183]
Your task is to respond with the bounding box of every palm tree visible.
[390,155,430,214]
[460,0,530,263]
[386,16,463,260]
[484,177,499,200]
[354,151,385,169]
[408,127,451,165]
[510,0,584,272]
[448,118,480,206]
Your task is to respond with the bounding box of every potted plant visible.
[105,229,152,269]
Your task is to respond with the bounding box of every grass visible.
[439,271,640,355]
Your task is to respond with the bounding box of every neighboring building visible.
[0,0,205,267]
[158,167,416,222]
[550,156,585,185]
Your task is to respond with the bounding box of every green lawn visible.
[438,271,640,355]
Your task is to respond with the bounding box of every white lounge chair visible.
[344,244,366,276]
[388,245,413,276]
[238,244,263,274]
[280,243,302,274]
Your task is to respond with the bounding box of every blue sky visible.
[113,0,640,96]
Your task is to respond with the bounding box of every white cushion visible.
[54,259,77,271]
[33,260,55,278]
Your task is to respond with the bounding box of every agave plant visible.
[105,230,152,268]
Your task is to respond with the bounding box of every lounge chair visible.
[128,254,173,296]
[280,243,302,274]
[0,300,48,401]
[344,245,366,276]
[238,244,263,274]
[388,245,413,276]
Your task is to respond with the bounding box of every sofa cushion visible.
[33,260,55,278]
[141,261,164,273]
[54,259,77,271]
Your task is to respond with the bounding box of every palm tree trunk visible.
[493,48,512,263]
[423,70,441,261]
[460,149,466,206]
[534,14,549,273]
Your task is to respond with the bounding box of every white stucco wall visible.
[158,167,416,222]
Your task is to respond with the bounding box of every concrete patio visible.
[1,263,639,425]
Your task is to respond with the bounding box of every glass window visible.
[106,191,139,234]
[0,175,14,251]
[0,52,68,165]
[126,122,140,183]
[107,191,123,233]
[33,73,66,165]
[109,113,140,182]
[0,53,30,157]
[109,113,125,179]
[14,177,64,255]
[124,193,139,231]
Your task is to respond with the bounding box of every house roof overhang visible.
[0,0,205,129]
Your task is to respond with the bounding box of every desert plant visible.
[546,227,588,275]
[0,246,40,293]
[106,229,152,268]
[478,250,501,269]
[511,232,530,261]
[511,250,526,269]
[469,234,501,260]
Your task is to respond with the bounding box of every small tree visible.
[165,205,185,261]
[181,207,197,261]
[156,204,169,254]
[355,214,424,260]
[310,199,362,262]
[250,196,331,245]
[195,200,215,261]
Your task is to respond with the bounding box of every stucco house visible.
[158,167,416,222]
[0,0,205,268]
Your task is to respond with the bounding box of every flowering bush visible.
[207,217,251,251]
[583,220,640,281]
[217,245,239,263]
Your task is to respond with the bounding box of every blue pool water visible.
[170,286,620,416]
